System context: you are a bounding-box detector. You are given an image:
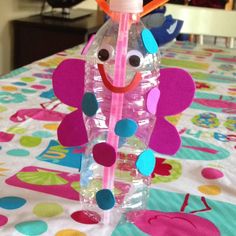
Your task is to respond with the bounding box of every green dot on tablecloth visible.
[33,202,63,217]
[7,126,27,134]
[21,77,36,83]
[20,136,42,148]
[21,89,37,94]
[7,149,30,157]
[15,220,48,235]
[32,131,53,138]
[0,105,7,113]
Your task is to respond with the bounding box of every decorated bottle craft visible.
[52,0,195,225]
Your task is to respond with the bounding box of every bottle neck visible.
[111,12,141,24]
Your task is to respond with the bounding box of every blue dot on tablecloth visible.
[96,189,115,210]
[15,220,48,235]
[0,196,26,210]
[39,80,52,85]
[12,82,27,86]
[82,92,98,117]
[7,149,30,157]
[32,131,53,138]
[115,118,138,138]
[136,149,156,176]
[141,29,159,54]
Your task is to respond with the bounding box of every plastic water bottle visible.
[80,0,160,224]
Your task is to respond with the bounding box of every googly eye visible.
[97,44,114,62]
[127,50,143,68]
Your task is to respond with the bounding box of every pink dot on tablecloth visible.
[71,210,101,224]
[0,215,8,226]
[0,132,14,142]
[93,142,116,167]
[201,167,224,180]
[31,85,46,90]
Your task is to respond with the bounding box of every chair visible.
[165,3,236,48]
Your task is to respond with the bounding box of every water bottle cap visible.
[110,0,143,13]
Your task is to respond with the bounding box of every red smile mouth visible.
[98,64,141,93]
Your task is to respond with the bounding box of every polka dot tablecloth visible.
[0,41,236,235]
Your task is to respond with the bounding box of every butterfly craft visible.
[52,0,195,211]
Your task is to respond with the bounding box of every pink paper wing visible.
[58,110,88,147]
[149,117,181,155]
[52,59,85,108]
[156,68,195,116]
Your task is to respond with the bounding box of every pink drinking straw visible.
[103,12,130,188]
[103,12,130,223]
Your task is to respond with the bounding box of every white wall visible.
[0,0,96,75]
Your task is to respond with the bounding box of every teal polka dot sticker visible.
[32,131,53,138]
[82,92,98,117]
[7,149,30,157]
[96,189,115,210]
[15,220,48,235]
[136,149,156,176]
[141,29,159,54]
[115,118,138,138]
[0,196,26,210]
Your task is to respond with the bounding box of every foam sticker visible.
[96,189,115,210]
[82,92,99,117]
[141,29,158,54]
[136,149,156,176]
[146,87,160,114]
[93,142,116,167]
[115,119,138,138]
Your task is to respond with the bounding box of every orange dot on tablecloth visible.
[198,185,221,195]
[55,229,87,236]
[1,86,18,92]
[43,123,59,131]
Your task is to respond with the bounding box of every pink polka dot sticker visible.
[201,167,224,180]
[31,85,46,90]
[93,142,116,167]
